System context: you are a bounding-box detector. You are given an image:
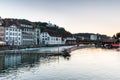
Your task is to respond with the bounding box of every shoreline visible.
[0,45,95,55]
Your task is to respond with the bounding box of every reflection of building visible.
[4,54,22,68]
[0,53,66,72]
[0,55,4,71]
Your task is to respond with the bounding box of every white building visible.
[5,25,22,45]
[90,35,97,40]
[0,18,41,46]
[40,30,63,45]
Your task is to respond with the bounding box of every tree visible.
[116,32,120,38]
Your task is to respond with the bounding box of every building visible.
[90,35,97,40]
[40,30,76,45]
[62,32,76,45]
[34,28,41,45]
[5,25,22,45]
[0,18,41,46]
[0,17,5,45]
[40,30,63,45]
[20,24,35,45]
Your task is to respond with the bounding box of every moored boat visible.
[111,44,120,48]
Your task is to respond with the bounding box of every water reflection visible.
[0,48,120,80]
[0,53,70,74]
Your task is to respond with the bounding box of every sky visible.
[0,0,120,36]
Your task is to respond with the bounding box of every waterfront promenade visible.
[0,45,95,55]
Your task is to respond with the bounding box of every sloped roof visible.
[62,32,74,38]
[43,29,62,37]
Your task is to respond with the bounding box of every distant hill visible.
[74,33,110,40]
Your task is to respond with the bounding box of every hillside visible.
[3,18,74,37]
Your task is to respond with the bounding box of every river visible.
[0,47,120,80]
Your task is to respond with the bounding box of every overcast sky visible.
[0,0,120,36]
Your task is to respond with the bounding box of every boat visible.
[111,44,120,48]
[62,49,71,56]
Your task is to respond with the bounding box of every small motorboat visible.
[62,49,71,56]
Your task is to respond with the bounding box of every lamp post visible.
[118,38,120,48]
[58,43,59,53]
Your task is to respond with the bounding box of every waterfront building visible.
[0,17,5,45]
[40,30,76,45]
[34,28,41,45]
[20,24,35,45]
[5,25,22,45]
[62,32,76,45]
[90,35,97,40]
[40,30,63,45]
[0,18,41,46]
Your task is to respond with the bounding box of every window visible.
[10,28,12,31]
[10,32,12,35]
[45,38,47,40]
[6,28,8,30]
[19,33,21,36]
[48,37,50,40]
[6,32,8,35]
[10,37,12,40]
[6,37,8,40]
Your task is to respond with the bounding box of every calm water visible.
[0,48,120,80]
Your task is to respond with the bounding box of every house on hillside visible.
[40,30,63,45]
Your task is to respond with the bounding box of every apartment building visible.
[0,17,41,46]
